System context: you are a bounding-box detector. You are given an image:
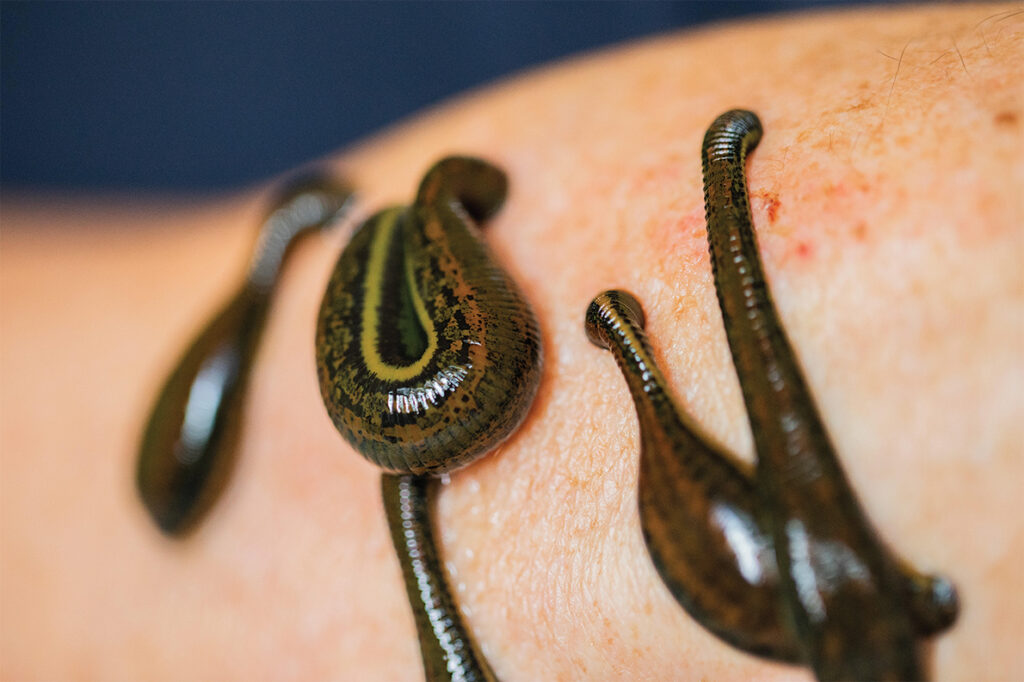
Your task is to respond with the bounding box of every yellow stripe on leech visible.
[360,208,439,382]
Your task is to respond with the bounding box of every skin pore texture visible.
[1,5,1021,681]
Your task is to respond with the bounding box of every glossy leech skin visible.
[382,475,498,682]
[316,157,542,681]
[137,173,355,535]
[316,157,542,475]
[586,290,801,661]
[703,109,959,680]
[586,110,959,681]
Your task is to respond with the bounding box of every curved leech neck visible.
[136,174,353,536]
[246,179,355,293]
[585,290,652,387]
[701,109,844,501]
[416,156,508,222]
[702,108,893,558]
[585,290,752,475]
[585,291,678,442]
[587,290,804,661]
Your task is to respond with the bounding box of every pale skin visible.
[1,5,1021,680]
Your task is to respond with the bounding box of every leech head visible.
[701,109,763,164]
[247,170,355,291]
[269,168,355,221]
[415,156,508,223]
[905,570,960,636]
[585,289,646,350]
[262,169,356,247]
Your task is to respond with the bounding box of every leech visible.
[586,110,958,681]
[586,290,800,661]
[382,475,498,682]
[316,157,542,681]
[137,172,354,535]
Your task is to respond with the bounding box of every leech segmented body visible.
[586,111,958,681]
[316,157,542,682]
[137,173,354,535]
[382,475,498,682]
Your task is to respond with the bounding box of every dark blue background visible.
[2,2,881,192]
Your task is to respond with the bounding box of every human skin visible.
[1,4,1021,680]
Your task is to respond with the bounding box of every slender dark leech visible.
[587,110,957,681]
[703,110,958,680]
[382,475,498,682]
[586,290,800,661]
[137,173,354,535]
[316,157,542,681]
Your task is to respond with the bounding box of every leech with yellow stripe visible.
[316,156,543,681]
[358,208,439,383]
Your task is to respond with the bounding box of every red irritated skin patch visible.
[659,208,709,268]
[754,190,781,224]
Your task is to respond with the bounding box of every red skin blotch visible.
[753,190,781,224]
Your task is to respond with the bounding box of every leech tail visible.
[382,474,497,682]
